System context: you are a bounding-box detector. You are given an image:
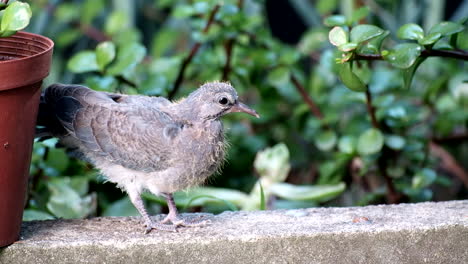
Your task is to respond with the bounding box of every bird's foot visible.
[161,214,211,227]
[144,221,178,234]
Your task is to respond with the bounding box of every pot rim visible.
[0,31,54,91]
[0,31,54,64]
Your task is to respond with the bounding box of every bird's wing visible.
[104,92,172,110]
[46,84,183,172]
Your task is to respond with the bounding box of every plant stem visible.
[379,156,400,204]
[432,133,468,143]
[364,87,380,129]
[221,0,243,81]
[354,49,468,61]
[222,40,234,81]
[422,49,468,60]
[290,74,324,120]
[76,23,111,42]
[115,76,137,89]
[169,4,220,99]
[365,86,401,204]
[430,141,468,188]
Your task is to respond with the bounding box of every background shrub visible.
[21,0,467,220]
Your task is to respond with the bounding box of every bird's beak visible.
[229,102,260,118]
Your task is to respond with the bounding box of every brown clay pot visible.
[0,31,53,247]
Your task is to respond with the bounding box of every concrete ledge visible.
[1,201,467,264]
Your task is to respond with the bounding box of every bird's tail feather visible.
[35,84,91,138]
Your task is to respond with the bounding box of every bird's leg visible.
[127,189,177,233]
[160,192,209,227]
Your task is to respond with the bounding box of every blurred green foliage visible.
[22,0,467,220]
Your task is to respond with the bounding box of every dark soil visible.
[0,55,15,61]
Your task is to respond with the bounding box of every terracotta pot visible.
[0,31,53,247]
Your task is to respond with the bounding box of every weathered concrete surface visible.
[0,200,467,264]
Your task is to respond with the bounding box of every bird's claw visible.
[144,221,178,234]
[162,215,211,227]
[143,215,211,234]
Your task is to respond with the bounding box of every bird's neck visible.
[174,97,219,124]
[175,99,224,138]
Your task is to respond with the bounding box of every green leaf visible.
[151,29,179,57]
[278,48,300,65]
[314,130,337,151]
[105,11,129,35]
[81,0,104,25]
[0,30,16,37]
[172,4,195,18]
[193,2,210,13]
[418,32,442,45]
[383,43,422,69]
[69,177,90,196]
[338,42,358,52]
[429,21,464,37]
[23,209,55,221]
[254,143,291,182]
[269,182,346,202]
[349,6,370,24]
[56,29,81,47]
[259,182,266,210]
[385,135,406,150]
[107,42,146,76]
[386,106,407,119]
[46,178,95,219]
[324,15,346,27]
[298,29,328,54]
[456,28,468,49]
[55,3,79,23]
[357,128,384,155]
[435,94,457,113]
[317,157,351,185]
[85,76,118,92]
[412,168,437,188]
[112,28,141,45]
[183,195,238,211]
[337,52,353,63]
[357,43,379,54]
[143,187,248,208]
[402,56,426,89]
[338,136,356,154]
[317,0,338,15]
[45,148,69,173]
[150,57,181,74]
[329,26,348,46]
[140,75,167,95]
[102,197,139,217]
[366,30,390,51]
[1,1,31,32]
[267,67,290,87]
[96,41,116,71]
[397,23,424,40]
[67,51,99,73]
[338,63,367,92]
[218,3,239,16]
[350,24,384,43]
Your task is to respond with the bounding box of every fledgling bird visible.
[37,82,259,233]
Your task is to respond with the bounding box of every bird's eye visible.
[218,97,229,105]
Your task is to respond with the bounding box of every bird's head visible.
[183,82,259,121]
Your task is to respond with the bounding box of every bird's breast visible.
[171,122,226,184]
